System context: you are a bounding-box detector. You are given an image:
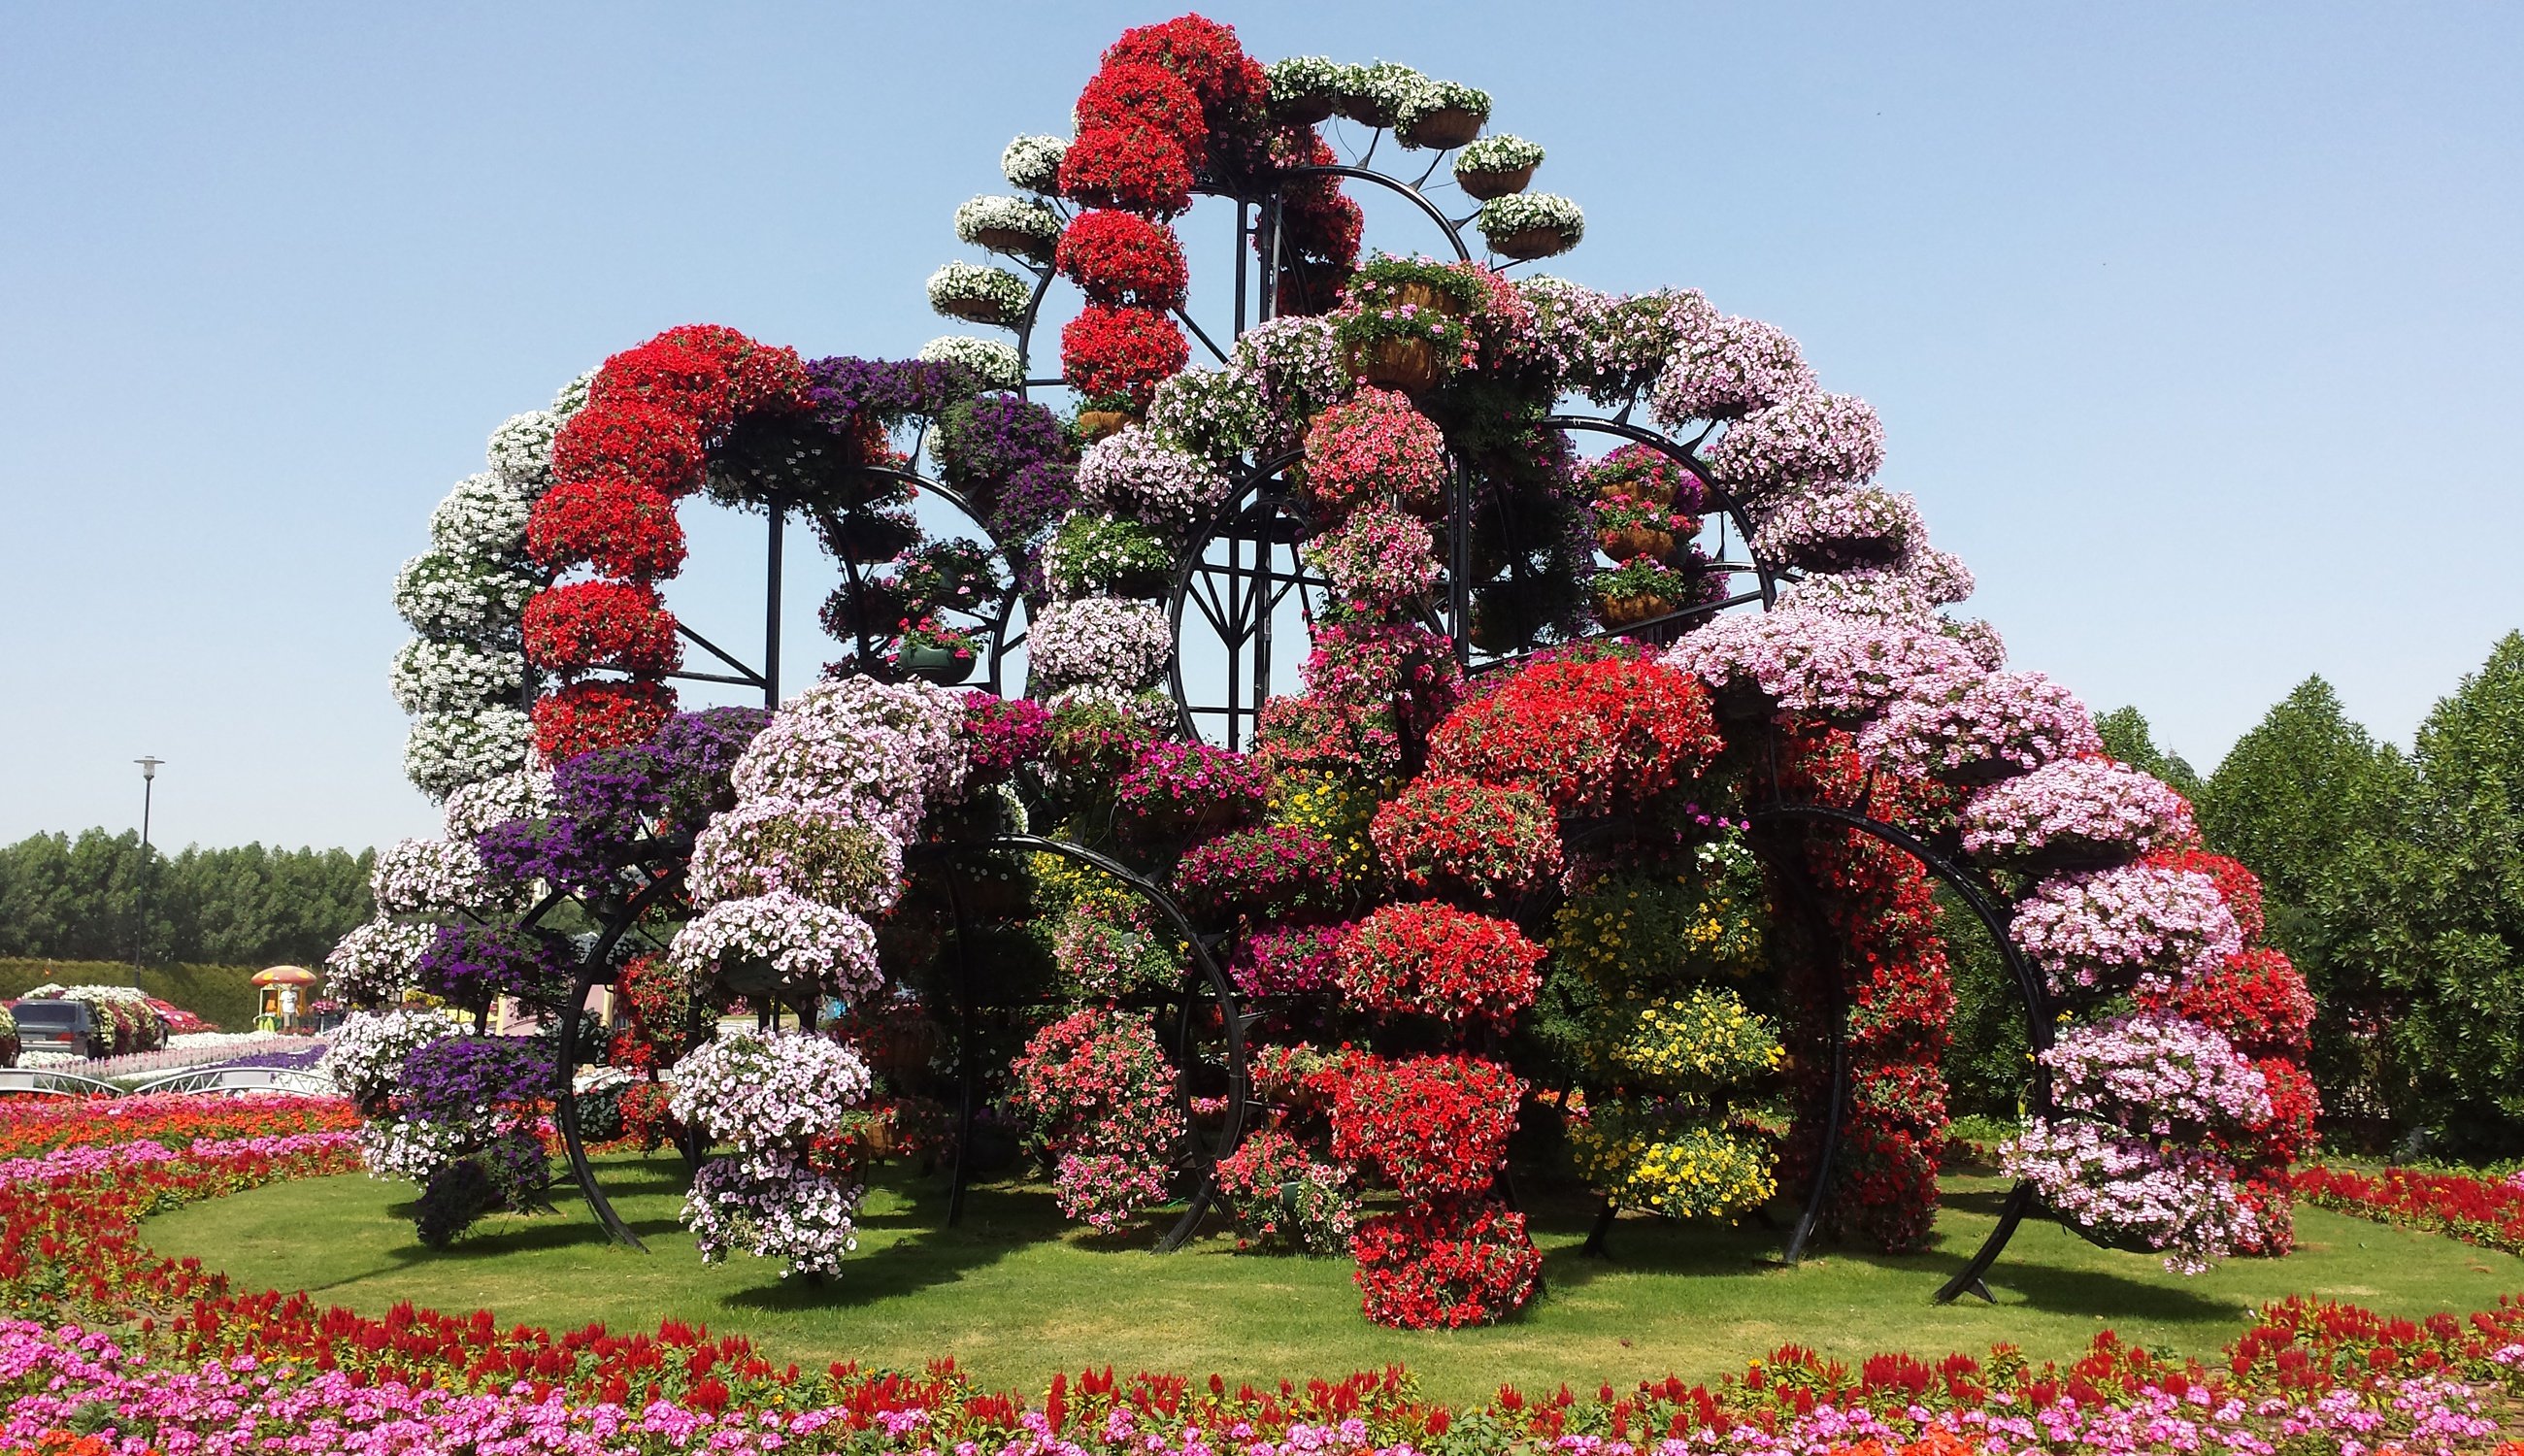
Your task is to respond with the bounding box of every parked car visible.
[8,999,109,1059]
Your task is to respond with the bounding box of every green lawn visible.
[147,1156,2524,1406]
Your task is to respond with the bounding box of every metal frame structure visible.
[513,128,2064,1300]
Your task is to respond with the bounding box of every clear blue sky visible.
[3,3,2517,853]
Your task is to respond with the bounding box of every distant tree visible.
[2196,678,2389,909]
[2093,707,2204,801]
[2318,633,2524,1153]
[0,830,373,968]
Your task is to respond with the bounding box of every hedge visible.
[0,960,267,1032]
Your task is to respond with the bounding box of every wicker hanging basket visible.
[1456,162,1536,202]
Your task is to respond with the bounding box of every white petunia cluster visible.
[1027,595,1173,693]
[389,639,525,716]
[1001,134,1069,195]
[370,836,514,919]
[323,919,436,1009]
[918,335,1026,391]
[402,708,534,801]
[322,1007,450,1105]
[440,767,554,841]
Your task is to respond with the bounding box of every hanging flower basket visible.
[1396,105,1484,149]
[1395,281,1466,315]
[1491,225,1578,261]
[1478,193,1585,262]
[897,642,976,685]
[1593,591,1674,628]
[1459,162,1535,201]
[1709,677,1776,725]
[1351,337,1440,394]
[1596,525,1674,562]
[1076,408,1142,443]
[1935,757,2027,790]
[828,510,920,561]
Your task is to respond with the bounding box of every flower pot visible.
[1785,535,1909,574]
[1593,591,1674,628]
[1104,564,1176,600]
[830,512,919,561]
[1077,409,1139,443]
[1277,96,1336,125]
[1456,163,1537,202]
[1935,757,2026,790]
[899,642,976,685]
[937,295,1021,326]
[1596,525,1675,562]
[1399,107,1484,150]
[1992,836,2139,879]
[1350,336,1441,394]
[1489,224,1579,262]
[972,226,1054,263]
[1395,281,1466,315]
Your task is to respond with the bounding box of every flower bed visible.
[2292,1164,2524,1256]
[2,1109,2522,1453]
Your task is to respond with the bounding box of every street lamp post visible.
[134,756,163,972]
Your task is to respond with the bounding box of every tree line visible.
[0,830,374,969]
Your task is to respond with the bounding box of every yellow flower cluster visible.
[1612,987,1784,1091]
[1031,851,1139,923]
[1549,866,1765,989]
[1267,772,1383,887]
[1568,1111,1777,1220]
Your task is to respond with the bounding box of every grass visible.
[144,1155,2524,1406]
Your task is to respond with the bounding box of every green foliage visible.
[2093,707,2204,802]
[1936,888,2033,1120]
[2315,634,2524,1154]
[2198,678,2392,909]
[0,829,373,969]
[0,959,264,1030]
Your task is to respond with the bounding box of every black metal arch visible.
[1741,801,2057,1304]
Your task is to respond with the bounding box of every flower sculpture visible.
[338,11,2313,1311]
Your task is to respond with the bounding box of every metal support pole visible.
[764,509,784,708]
[132,757,162,972]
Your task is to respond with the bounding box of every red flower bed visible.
[1061,304,1191,408]
[1057,210,1191,310]
[1430,655,1723,816]
[527,478,687,579]
[520,579,681,677]
[1371,773,1563,904]
[2290,1163,2524,1255]
[529,678,678,759]
[1334,902,1543,1027]
[0,1094,356,1161]
[1349,1197,1542,1329]
[1326,1053,1523,1201]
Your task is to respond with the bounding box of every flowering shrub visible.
[1327,1054,1523,1201]
[1666,609,1975,724]
[669,1030,874,1152]
[530,678,678,760]
[1300,621,1464,731]
[1335,902,1544,1027]
[1857,669,2100,782]
[2004,1116,2256,1274]
[321,1009,448,1109]
[1349,1198,1543,1328]
[960,690,1051,783]
[1028,595,1174,692]
[1429,655,1722,816]
[1042,512,1178,599]
[1301,386,1448,520]
[415,924,570,1012]
[2011,864,2244,1000]
[1370,774,1563,903]
[2043,1013,2272,1138]
[1960,757,2198,868]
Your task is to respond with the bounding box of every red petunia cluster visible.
[1060,305,1191,410]
[522,580,681,678]
[1335,902,1544,1027]
[1348,1198,1543,1330]
[1429,655,1723,817]
[1328,1053,1523,1201]
[525,325,813,757]
[1056,210,1191,310]
[531,679,678,762]
[1369,774,1564,904]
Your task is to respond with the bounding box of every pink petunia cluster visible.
[1700,389,1885,501]
[2011,863,2245,1000]
[2045,1012,2274,1138]
[1859,669,2100,781]
[1961,757,2197,866]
